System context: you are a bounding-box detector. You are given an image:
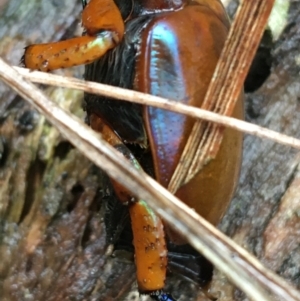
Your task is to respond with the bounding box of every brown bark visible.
[0,1,136,300]
[211,2,300,300]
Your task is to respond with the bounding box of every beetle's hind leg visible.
[22,0,124,71]
[167,243,213,286]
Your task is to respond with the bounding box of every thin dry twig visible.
[1,58,300,301]
[14,66,300,151]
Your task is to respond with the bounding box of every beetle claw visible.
[149,290,176,301]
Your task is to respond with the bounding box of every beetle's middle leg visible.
[89,113,169,295]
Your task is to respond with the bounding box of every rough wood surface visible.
[212,2,300,300]
[0,1,136,300]
[1,1,300,301]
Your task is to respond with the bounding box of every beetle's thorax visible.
[114,0,187,21]
[138,0,186,12]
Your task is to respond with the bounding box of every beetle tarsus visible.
[149,290,176,301]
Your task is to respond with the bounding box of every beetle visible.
[22,0,243,299]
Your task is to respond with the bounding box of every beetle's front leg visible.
[89,114,175,300]
[22,0,124,71]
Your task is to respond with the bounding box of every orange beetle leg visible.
[89,114,167,293]
[82,0,124,38]
[130,201,167,293]
[23,33,118,72]
[22,0,124,71]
